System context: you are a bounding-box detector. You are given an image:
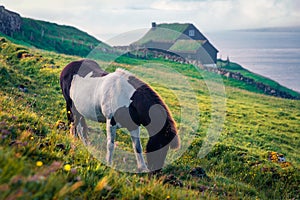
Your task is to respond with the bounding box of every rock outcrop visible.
[0,6,22,36]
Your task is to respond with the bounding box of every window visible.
[189,29,195,37]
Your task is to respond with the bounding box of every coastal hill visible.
[0,35,299,199]
[0,6,299,99]
[0,6,110,57]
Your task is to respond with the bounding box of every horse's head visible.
[145,115,180,172]
[126,75,180,172]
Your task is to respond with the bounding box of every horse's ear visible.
[170,133,180,149]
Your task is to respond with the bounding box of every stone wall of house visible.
[0,6,22,36]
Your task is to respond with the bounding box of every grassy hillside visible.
[218,59,300,98]
[0,37,299,199]
[10,17,111,57]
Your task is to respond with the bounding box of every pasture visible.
[0,37,299,199]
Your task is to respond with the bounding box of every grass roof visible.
[157,23,190,33]
[169,39,205,52]
[134,23,190,45]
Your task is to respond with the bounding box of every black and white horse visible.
[60,59,180,171]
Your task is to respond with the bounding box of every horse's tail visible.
[170,133,180,149]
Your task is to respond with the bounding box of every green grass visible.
[218,59,300,97]
[0,37,299,199]
[9,17,111,57]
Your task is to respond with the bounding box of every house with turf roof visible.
[132,22,218,65]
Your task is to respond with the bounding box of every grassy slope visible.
[217,59,300,98]
[10,17,110,57]
[0,37,299,199]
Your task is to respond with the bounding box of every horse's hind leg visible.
[106,118,116,166]
[130,127,148,172]
[76,116,89,145]
[66,104,76,136]
[69,106,89,145]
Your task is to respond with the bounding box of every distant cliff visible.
[0,6,22,36]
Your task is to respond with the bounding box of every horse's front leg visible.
[106,119,116,166]
[130,127,148,172]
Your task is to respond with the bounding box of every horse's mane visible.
[115,68,133,76]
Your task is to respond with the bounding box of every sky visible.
[1,0,300,42]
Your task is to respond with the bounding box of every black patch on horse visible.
[127,75,179,151]
[114,106,139,131]
[60,59,108,123]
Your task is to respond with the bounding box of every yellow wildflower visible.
[36,161,43,167]
[64,164,71,171]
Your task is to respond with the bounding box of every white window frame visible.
[189,29,195,37]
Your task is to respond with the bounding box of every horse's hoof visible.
[137,167,149,173]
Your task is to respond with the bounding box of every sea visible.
[207,29,300,93]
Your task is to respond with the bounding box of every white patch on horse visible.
[70,71,103,121]
[99,69,136,120]
[69,69,136,125]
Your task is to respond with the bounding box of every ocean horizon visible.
[207,29,300,93]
